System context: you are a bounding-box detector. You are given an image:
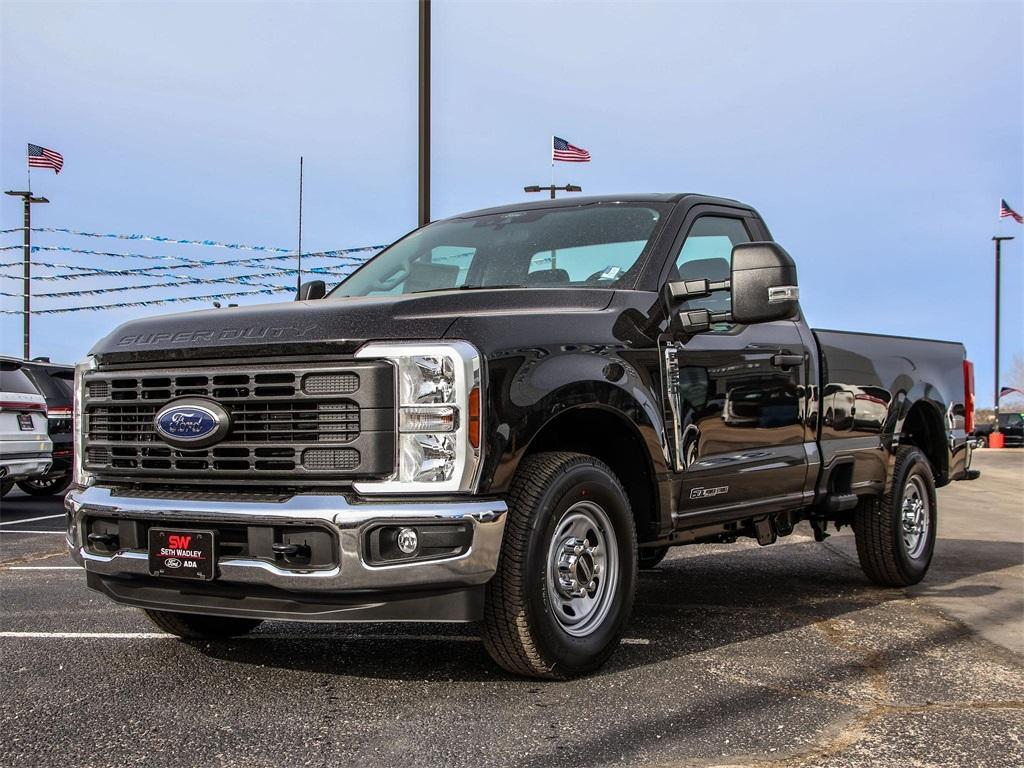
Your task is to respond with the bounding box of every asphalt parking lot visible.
[1,450,1021,768]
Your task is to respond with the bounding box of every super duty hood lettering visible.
[117,325,317,346]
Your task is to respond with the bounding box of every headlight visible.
[354,341,482,493]
[73,356,97,488]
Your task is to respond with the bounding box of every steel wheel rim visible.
[901,474,930,559]
[545,500,619,637]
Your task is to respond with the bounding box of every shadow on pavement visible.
[191,536,1023,682]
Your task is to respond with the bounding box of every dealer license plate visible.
[148,528,217,580]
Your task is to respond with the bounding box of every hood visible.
[90,288,615,364]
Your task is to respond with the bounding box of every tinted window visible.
[0,362,40,395]
[331,204,667,297]
[23,367,73,404]
[675,216,751,314]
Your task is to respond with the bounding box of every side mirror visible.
[296,279,326,301]
[730,242,799,325]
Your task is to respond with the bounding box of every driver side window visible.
[675,216,751,314]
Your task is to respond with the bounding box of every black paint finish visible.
[86,194,972,543]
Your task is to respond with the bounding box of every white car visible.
[1,358,53,497]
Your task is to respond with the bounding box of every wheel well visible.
[900,401,947,483]
[525,408,659,540]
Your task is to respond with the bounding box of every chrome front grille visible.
[82,360,395,485]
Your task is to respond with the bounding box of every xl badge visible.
[154,398,230,448]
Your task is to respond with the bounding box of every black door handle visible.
[771,353,804,368]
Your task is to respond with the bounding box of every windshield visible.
[330,203,668,297]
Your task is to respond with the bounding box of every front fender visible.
[479,344,670,494]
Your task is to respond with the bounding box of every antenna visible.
[296,156,304,293]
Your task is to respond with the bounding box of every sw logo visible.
[167,535,192,549]
[690,485,729,499]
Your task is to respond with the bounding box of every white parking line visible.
[0,513,64,527]
[0,632,171,639]
[0,631,651,644]
[5,566,80,570]
[0,530,65,535]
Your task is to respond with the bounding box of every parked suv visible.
[19,359,74,494]
[1,358,53,497]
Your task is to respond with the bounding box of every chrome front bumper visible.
[65,485,507,594]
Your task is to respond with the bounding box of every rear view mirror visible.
[730,242,799,324]
[296,280,326,301]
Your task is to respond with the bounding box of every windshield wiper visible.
[457,284,528,290]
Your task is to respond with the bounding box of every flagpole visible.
[550,135,554,191]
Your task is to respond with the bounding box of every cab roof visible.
[449,193,753,220]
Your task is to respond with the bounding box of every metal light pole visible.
[992,236,1014,433]
[418,0,431,226]
[4,190,49,359]
[524,184,582,200]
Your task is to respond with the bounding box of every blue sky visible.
[2,0,1021,406]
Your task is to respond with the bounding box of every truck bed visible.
[812,328,969,491]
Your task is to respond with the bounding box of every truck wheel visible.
[637,546,669,569]
[144,609,263,639]
[482,452,637,679]
[975,435,987,448]
[17,474,72,496]
[854,446,937,587]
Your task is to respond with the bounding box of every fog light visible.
[397,527,418,554]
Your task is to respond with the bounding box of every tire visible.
[854,446,937,587]
[638,546,669,570]
[144,609,263,640]
[17,474,72,496]
[482,452,638,680]
[0,480,13,498]
[975,435,987,448]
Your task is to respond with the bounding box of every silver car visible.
[0,358,53,496]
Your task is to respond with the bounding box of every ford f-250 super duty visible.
[67,194,978,679]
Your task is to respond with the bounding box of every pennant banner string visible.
[0,261,359,284]
[0,286,296,315]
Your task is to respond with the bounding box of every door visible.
[663,214,811,522]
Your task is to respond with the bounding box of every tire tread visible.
[854,446,935,587]
[143,609,262,639]
[481,451,634,679]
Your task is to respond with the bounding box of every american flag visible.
[552,136,591,163]
[1000,199,1022,224]
[28,143,63,174]
[1000,386,1023,399]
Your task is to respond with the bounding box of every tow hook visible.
[272,542,311,560]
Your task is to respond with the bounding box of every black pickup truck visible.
[67,193,977,679]
[973,412,1024,447]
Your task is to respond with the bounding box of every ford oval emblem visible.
[153,398,230,449]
